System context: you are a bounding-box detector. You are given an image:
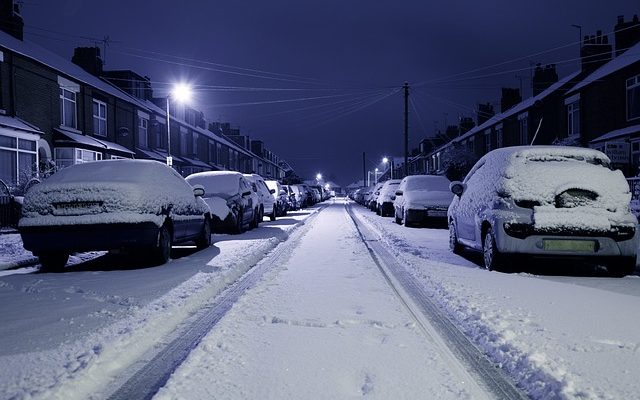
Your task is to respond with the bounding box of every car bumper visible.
[20,222,160,254]
[380,202,394,215]
[405,208,448,223]
[494,222,639,259]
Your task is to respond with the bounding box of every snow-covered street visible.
[2,199,640,399]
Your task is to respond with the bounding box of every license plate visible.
[53,201,103,216]
[543,239,595,252]
[427,210,447,217]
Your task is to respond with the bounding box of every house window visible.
[496,126,503,148]
[0,134,38,186]
[155,120,165,149]
[567,100,580,136]
[54,148,102,169]
[59,88,77,129]
[138,116,149,148]
[92,99,107,136]
[627,75,640,121]
[180,127,188,155]
[208,141,217,164]
[484,129,492,153]
[518,114,529,145]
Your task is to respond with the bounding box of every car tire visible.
[449,221,463,255]
[195,217,212,249]
[39,252,69,272]
[607,257,636,277]
[270,205,277,221]
[483,227,506,271]
[152,224,172,265]
[402,210,411,227]
[234,210,245,234]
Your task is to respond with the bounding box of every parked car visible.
[368,182,384,211]
[244,174,276,221]
[283,185,299,211]
[376,179,402,216]
[265,180,288,217]
[186,171,258,233]
[291,184,309,208]
[447,146,638,276]
[393,175,452,226]
[19,160,212,271]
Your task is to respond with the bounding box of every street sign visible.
[166,156,173,167]
[604,142,629,164]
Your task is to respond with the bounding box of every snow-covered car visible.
[447,146,638,276]
[244,174,276,221]
[393,175,452,226]
[186,171,258,233]
[282,185,299,211]
[291,185,309,208]
[376,179,401,216]
[19,160,212,271]
[368,182,384,211]
[265,180,288,217]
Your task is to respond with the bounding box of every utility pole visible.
[362,152,366,187]
[403,82,409,177]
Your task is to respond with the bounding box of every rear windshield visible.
[186,173,240,197]
[405,176,450,191]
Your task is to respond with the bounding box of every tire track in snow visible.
[345,203,527,400]
[105,209,324,400]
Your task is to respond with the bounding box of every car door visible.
[454,161,486,242]
[239,177,254,224]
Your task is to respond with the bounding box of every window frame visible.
[92,99,107,136]
[627,75,640,121]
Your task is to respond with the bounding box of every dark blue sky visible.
[20,0,640,185]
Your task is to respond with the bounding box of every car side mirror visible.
[242,190,252,197]
[450,181,466,197]
[193,185,205,197]
[280,189,287,195]
[269,189,276,194]
[395,190,403,196]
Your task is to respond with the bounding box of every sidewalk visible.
[0,230,38,270]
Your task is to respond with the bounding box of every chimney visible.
[476,102,495,125]
[501,88,521,112]
[0,0,23,40]
[532,63,559,96]
[459,116,475,134]
[614,14,640,57]
[580,30,612,73]
[72,47,104,76]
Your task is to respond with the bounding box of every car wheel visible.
[234,210,245,234]
[270,205,277,221]
[195,217,212,249]
[607,257,636,277]
[449,221,463,254]
[38,252,69,272]
[402,210,411,227]
[483,227,505,271]
[152,224,172,265]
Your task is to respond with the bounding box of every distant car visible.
[186,171,258,233]
[393,175,452,227]
[291,185,309,208]
[282,185,299,211]
[244,174,276,221]
[265,180,288,217]
[19,160,212,271]
[368,182,384,211]
[376,179,401,216]
[447,146,638,276]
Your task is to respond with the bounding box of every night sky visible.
[21,0,640,186]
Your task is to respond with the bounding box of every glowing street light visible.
[382,156,393,179]
[316,173,322,181]
[166,83,193,166]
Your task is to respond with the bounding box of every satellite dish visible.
[118,127,129,137]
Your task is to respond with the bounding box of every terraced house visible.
[0,0,288,190]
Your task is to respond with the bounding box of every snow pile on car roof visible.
[186,171,241,199]
[20,160,207,227]
[405,175,451,191]
[471,146,635,231]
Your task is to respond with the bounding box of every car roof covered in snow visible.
[43,159,183,185]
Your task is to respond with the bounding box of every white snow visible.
[3,200,640,399]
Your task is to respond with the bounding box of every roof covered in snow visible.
[589,124,640,143]
[0,115,42,134]
[568,41,640,94]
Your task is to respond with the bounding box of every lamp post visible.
[166,83,192,167]
[383,156,393,179]
[374,168,380,184]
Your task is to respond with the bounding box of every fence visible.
[0,180,19,229]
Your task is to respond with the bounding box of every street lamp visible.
[166,83,192,167]
[374,168,380,184]
[382,156,393,179]
[316,173,322,181]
